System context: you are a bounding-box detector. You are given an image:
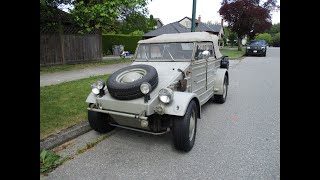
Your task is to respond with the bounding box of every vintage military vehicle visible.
[86,32,229,152]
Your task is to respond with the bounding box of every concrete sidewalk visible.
[40,62,131,87]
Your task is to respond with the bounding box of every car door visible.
[191,42,214,105]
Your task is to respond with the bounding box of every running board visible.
[109,123,170,135]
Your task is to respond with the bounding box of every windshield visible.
[250,40,265,45]
[135,43,194,61]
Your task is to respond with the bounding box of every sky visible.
[146,0,280,25]
[59,0,280,25]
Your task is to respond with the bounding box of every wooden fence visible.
[40,26,102,66]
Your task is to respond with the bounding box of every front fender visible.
[163,92,201,118]
[213,68,229,95]
[86,92,96,104]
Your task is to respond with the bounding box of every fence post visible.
[59,22,65,64]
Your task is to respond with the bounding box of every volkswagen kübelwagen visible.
[86,32,229,152]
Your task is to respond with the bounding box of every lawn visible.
[40,74,110,140]
[220,47,246,59]
[40,58,130,75]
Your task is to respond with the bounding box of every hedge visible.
[102,34,143,55]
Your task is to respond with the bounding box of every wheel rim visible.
[189,110,196,141]
[115,68,147,84]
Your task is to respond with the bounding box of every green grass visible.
[220,47,246,59]
[40,58,130,75]
[40,149,69,174]
[40,74,110,140]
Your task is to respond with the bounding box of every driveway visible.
[44,48,280,180]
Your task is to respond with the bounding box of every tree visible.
[272,32,280,47]
[266,23,280,35]
[219,0,279,51]
[119,13,156,34]
[70,0,149,33]
[255,33,272,44]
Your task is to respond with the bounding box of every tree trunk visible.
[237,36,242,51]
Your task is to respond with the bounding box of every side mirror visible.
[202,50,210,60]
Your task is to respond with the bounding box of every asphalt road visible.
[46,48,280,180]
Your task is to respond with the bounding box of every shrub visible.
[255,33,272,45]
[102,34,143,55]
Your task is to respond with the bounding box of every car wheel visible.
[88,105,115,133]
[214,75,228,104]
[263,51,266,57]
[172,100,197,152]
[107,64,158,100]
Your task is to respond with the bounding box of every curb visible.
[40,121,92,150]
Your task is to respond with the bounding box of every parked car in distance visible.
[86,32,230,152]
[245,40,267,56]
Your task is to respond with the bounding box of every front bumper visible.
[246,49,265,55]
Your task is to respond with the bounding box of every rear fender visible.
[213,68,229,95]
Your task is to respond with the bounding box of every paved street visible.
[46,48,280,180]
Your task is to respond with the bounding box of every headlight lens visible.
[91,83,100,95]
[97,80,105,90]
[261,47,265,49]
[158,88,173,103]
[246,46,250,49]
[140,82,151,94]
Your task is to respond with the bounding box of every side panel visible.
[191,59,207,104]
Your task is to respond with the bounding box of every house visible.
[143,16,225,47]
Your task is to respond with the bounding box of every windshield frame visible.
[134,42,196,62]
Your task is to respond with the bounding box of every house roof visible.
[143,22,190,37]
[40,4,73,24]
[143,17,223,37]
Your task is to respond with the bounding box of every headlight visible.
[158,88,173,103]
[246,46,250,49]
[97,80,105,90]
[140,82,151,94]
[91,83,100,95]
[261,47,265,49]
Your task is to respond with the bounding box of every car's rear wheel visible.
[214,75,228,104]
[172,100,197,152]
[88,105,114,133]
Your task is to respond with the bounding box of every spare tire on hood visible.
[107,64,158,100]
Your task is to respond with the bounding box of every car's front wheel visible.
[88,105,114,133]
[172,100,197,152]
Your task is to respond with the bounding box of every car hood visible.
[131,61,190,98]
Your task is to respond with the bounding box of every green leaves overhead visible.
[70,0,149,33]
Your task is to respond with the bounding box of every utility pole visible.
[191,0,197,32]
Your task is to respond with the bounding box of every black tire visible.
[263,51,266,57]
[88,109,114,133]
[172,100,197,152]
[107,64,158,100]
[214,75,228,104]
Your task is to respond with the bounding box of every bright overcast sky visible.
[147,0,280,25]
